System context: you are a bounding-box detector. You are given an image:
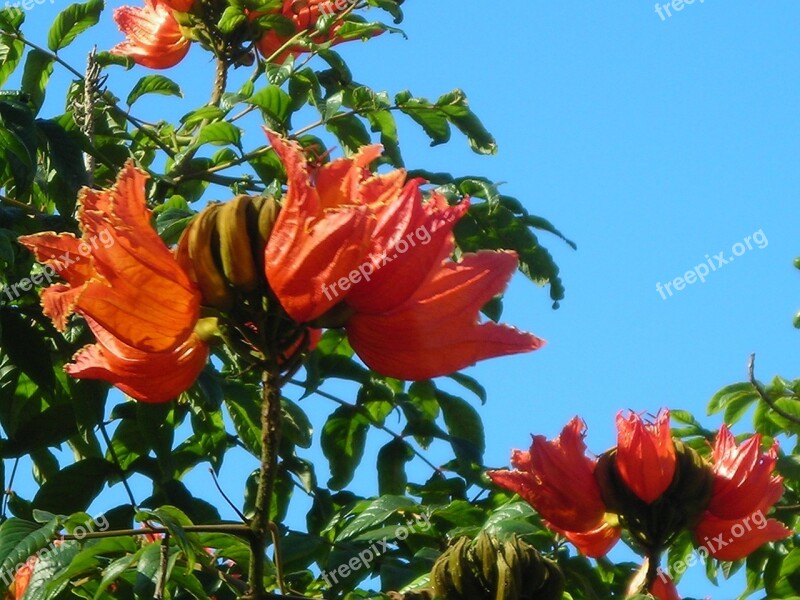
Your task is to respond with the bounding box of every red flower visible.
[264,131,543,380]
[255,0,345,63]
[693,425,791,560]
[615,409,676,503]
[650,573,681,600]
[160,0,193,11]
[19,163,208,403]
[111,0,190,69]
[487,418,621,558]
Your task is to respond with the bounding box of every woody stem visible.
[211,55,228,107]
[247,365,282,599]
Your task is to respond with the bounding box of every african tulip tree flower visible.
[616,409,676,503]
[489,410,789,565]
[264,131,543,380]
[111,0,190,69]
[693,425,791,561]
[18,162,209,403]
[487,417,621,558]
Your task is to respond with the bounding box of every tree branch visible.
[748,353,800,426]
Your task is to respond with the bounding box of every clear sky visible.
[11,1,800,598]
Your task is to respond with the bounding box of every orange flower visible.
[615,409,676,503]
[4,556,36,600]
[255,0,346,63]
[693,425,791,560]
[19,162,208,403]
[487,418,621,558]
[111,0,190,69]
[264,131,543,379]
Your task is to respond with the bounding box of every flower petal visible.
[546,520,621,558]
[615,409,676,503]
[66,316,209,403]
[709,426,783,520]
[345,250,543,379]
[694,511,791,561]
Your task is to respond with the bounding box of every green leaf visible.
[282,397,313,449]
[20,49,54,110]
[126,74,182,106]
[0,36,24,87]
[435,89,497,155]
[32,458,113,514]
[321,405,370,490]
[325,113,371,154]
[217,5,246,34]
[47,0,103,52]
[377,439,414,495]
[133,541,161,598]
[396,91,450,147]
[249,85,292,127]
[197,121,241,147]
[223,381,261,457]
[437,391,485,466]
[0,517,61,579]
[337,495,416,541]
[0,308,55,390]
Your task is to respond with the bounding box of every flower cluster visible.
[20,132,541,402]
[111,0,351,69]
[487,410,791,598]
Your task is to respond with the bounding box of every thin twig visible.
[209,467,249,524]
[1,458,19,519]
[0,194,46,216]
[268,522,288,595]
[60,524,251,541]
[748,353,800,426]
[99,421,139,510]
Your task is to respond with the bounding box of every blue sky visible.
[10,0,800,597]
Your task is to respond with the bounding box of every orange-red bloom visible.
[160,0,193,11]
[693,425,791,560]
[650,573,681,600]
[615,409,676,503]
[4,556,36,600]
[487,418,621,558]
[111,0,190,69]
[254,0,347,63]
[264,131,543,380]
[490,411,790,565]
[19,162,208,403]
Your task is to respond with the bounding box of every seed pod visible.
[176,204,234,309]
[430,533,563,600]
